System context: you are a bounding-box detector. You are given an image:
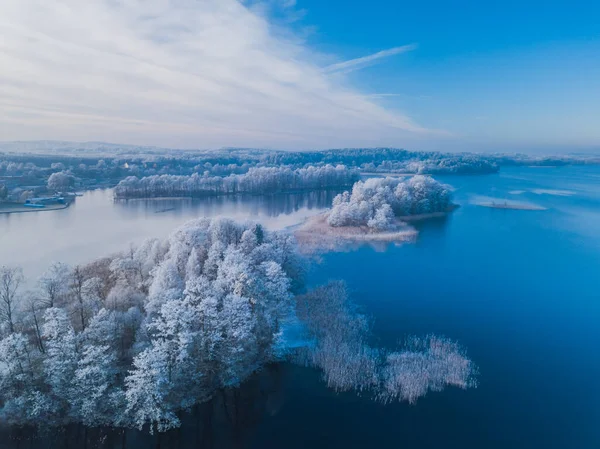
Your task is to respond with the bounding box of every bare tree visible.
[0,266,24,334]
[38,262,70,308]
[70,265,88,331]
[23,292,45,352]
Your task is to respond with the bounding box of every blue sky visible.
[296,0,600,152]
[0,0,598,152]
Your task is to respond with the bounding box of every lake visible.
[0,189,339,282]
[0,166,599,449]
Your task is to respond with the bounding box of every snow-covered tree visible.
[0,333,50,425]
[114,165,359,199]
[124,345,181,433]
[328,175,453,229]
[71,343,121,426]
[47,171,75,192]
[367,204,395,231]
[0,217,476,432]
[42,308,78,419]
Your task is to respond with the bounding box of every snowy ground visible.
[294,212,417,253]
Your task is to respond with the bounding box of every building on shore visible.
[24,196,66,206]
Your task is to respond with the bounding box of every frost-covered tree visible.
[42,308,78,419]
[296,282,477,401]
[328,175,453,229]
[69,265,100,331]
[380,336,478,404]
[38,262,70,308]
[71,343,121,426]
[145,259,185,316]
[21,292,46,353]
[0,217,476,432]
[114,165,359,199]
[124,345,181,433]
[0,266,23,334]
[367,203,395,231]
[47,171,75,192]
[0,333,50,425]
[71,309,125,426]
[118,217,305,429]
[295,282,379,392]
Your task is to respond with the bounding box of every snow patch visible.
[471,196,547,211]
[531,189,575,196]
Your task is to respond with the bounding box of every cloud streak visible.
[0,1,433,149]
[323,44,418,74]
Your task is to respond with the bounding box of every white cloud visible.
[0,0,436,149]
[323,44,418,74]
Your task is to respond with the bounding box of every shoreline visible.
[293,207,457,253]
[399,204,460,222]
[0,201,73,215]
[112,187,350,201]
[294,213,417,253]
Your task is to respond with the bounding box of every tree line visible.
[4,146,598,204]
[113,165,359,199]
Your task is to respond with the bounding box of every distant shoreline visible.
[113,187,347,201]
[0,201,72,215]
[477,202,546,211]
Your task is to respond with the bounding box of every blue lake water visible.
[296,166,600,449]
[0,166,599,448]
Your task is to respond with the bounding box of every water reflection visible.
[114,190,340,219]
[0,365,290,449]
[0,190,339,281]
[410,213,452,237]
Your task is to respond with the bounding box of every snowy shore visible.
[294,212,417,252]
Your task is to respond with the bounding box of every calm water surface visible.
[0,190,338,281]
[0,167,599,449]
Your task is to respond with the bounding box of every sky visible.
[0,0,599,152]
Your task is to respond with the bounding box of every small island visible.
[476,199,547,211]
[296,175,456,251]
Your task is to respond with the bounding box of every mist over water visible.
[1,166,599,448]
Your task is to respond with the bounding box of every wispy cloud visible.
[368,93,405,98]
[323,44,418,74]
[0,1,433,149]
[367,93,433,100]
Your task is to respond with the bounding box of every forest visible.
[0,218,477,433]
[2,144,598,203]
